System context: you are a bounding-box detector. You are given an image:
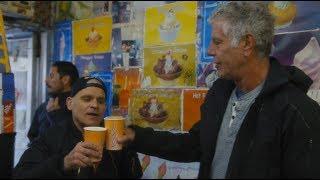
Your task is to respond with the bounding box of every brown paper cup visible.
[104,116,125,150]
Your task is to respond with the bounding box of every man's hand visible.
[63,142,103,171]
[46,97,61,112]
[117,128,135,146]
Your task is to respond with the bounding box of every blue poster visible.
[2,73,15,102]
[89,71,113,116]
[75,53,111,77]
[200,1,228,63]
[53,21,72,62]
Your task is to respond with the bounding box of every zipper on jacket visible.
[309,138,313,149]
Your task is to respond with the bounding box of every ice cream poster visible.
[74,53,111,77]
[138,153,199,179]
[200,1,228,63]
[144,44,196,87]
[89,71,113,116]
[53,21,72,62]
[73,16,112,56]
[267,1,320,34]
[144,1,197,47]
[271,29,320,90]
[129,88,181,131]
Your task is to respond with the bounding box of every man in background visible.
[27,61,79,142]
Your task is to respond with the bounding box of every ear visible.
[61,75,71,87]
[66,97,73,111]
[240,34,256,57]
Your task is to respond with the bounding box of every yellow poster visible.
[129,89,182,131]
[144,1,197,47]
[73,16,112,56]
[0,10,11,73]
[144,44,196,87]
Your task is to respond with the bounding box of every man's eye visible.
[213,40,221,45]
[82,97,91,102]
[98,98,105,104]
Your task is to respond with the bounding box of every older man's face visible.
[67,87,106,130]
[207,20,247,80]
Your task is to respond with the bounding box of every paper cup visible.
[83,126,106,148]
[104,116,125,150]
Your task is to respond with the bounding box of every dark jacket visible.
[15,114,142,179]
[130,58,320,178]
[27,92,71,142]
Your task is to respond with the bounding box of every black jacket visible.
[15,114,142,179]
[28,92,72,143]
[130,58,320,178]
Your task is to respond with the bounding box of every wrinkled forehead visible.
[76,86,106,98]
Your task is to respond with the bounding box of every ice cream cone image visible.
[268,1,297,29]
[158,7,183,42]
[85,27,102,47]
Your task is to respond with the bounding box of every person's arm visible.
[27,104,44,142]
[126,121,201,163]
[282,102,320,178]
[14,134,69,178]
[14,134,102,178]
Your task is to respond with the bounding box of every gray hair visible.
[211,1,275,58]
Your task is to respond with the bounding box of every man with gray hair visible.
[118,2,320,178]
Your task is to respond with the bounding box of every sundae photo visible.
[268,1,297,29]
[158,7,181,42]
[85,27,102,47]
[138,96,168,124]
[153,50,183,81]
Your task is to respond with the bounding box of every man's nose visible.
[45,78,49,86]
[207,42,216,57]
[90,99,98,108]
